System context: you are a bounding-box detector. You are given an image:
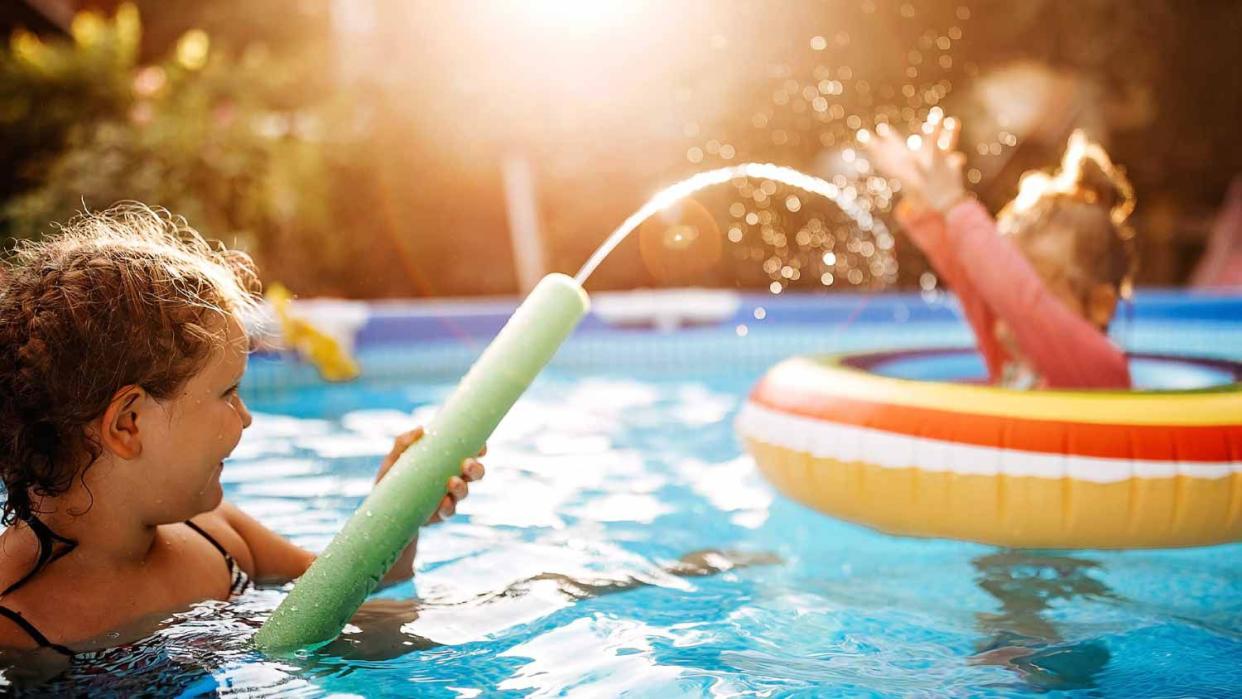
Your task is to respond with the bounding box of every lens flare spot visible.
[638,198,722,284]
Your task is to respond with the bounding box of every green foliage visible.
[0,6,139,204]
[0,3,355,290]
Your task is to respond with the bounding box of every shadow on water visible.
[970,550,1119,692]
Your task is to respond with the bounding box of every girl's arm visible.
[213,502,315,583]
[941,200,1131,389]
[895,201,1008,381]
[867,117,1008,382]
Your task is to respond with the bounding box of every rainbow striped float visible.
[737,349,1242,549]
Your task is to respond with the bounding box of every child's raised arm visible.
[867,117,1008,380]
[893,203,1008,381]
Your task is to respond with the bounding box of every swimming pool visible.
[25,291,1242,696]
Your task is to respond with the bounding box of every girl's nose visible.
[238,396,254,429]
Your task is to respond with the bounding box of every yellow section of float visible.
[746,438,1242,549]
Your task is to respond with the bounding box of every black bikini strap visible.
[1,516,78,597]
[0,606,73,656]
[185,520,239,593]
[185,520,233,563]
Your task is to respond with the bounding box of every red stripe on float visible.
[750,380,1242,463]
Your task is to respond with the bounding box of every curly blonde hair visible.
[999,130,1138,300]
[0,203,261,526]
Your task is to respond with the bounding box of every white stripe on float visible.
[735,402,1239,484]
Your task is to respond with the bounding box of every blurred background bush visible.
[1,1,1238,297]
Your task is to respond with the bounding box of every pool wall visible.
[243,289,1242,394]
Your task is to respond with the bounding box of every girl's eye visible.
[224,385,240,398]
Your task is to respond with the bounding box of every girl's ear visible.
[99,385,148,460]
[1087,283,1119,331]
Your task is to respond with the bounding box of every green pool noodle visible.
[253,273,590,653]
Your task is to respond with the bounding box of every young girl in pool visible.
[866,113,1136,389]
[0,205,484,657]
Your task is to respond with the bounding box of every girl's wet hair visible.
[998,131,1137,300]
[0,203,261,526]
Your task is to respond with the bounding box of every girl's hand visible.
[865,123,927,207]
[918,114,969,213]
[375,427,487,524]
[864,112,969,214]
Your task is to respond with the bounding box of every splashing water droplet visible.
[574,164,886,285]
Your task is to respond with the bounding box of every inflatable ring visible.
[737,349,1242,549]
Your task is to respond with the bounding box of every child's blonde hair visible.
[0,203,261,526]
[998,131,1137,300]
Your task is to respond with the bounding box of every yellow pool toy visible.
[737,349,1242,549]
[266,283,361,382]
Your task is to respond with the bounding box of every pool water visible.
[14,296,1242,697]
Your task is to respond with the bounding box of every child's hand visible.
[864,112,969,214]
[375,427,487,524]
[864,124,928,208]
[918,114,969,213]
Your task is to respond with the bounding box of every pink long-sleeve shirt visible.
[897,199,1131,390]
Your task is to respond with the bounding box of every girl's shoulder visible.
[0,519,244,651]
[0,526,52,605]
[0,612,43,652]
[0,530,68,651]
